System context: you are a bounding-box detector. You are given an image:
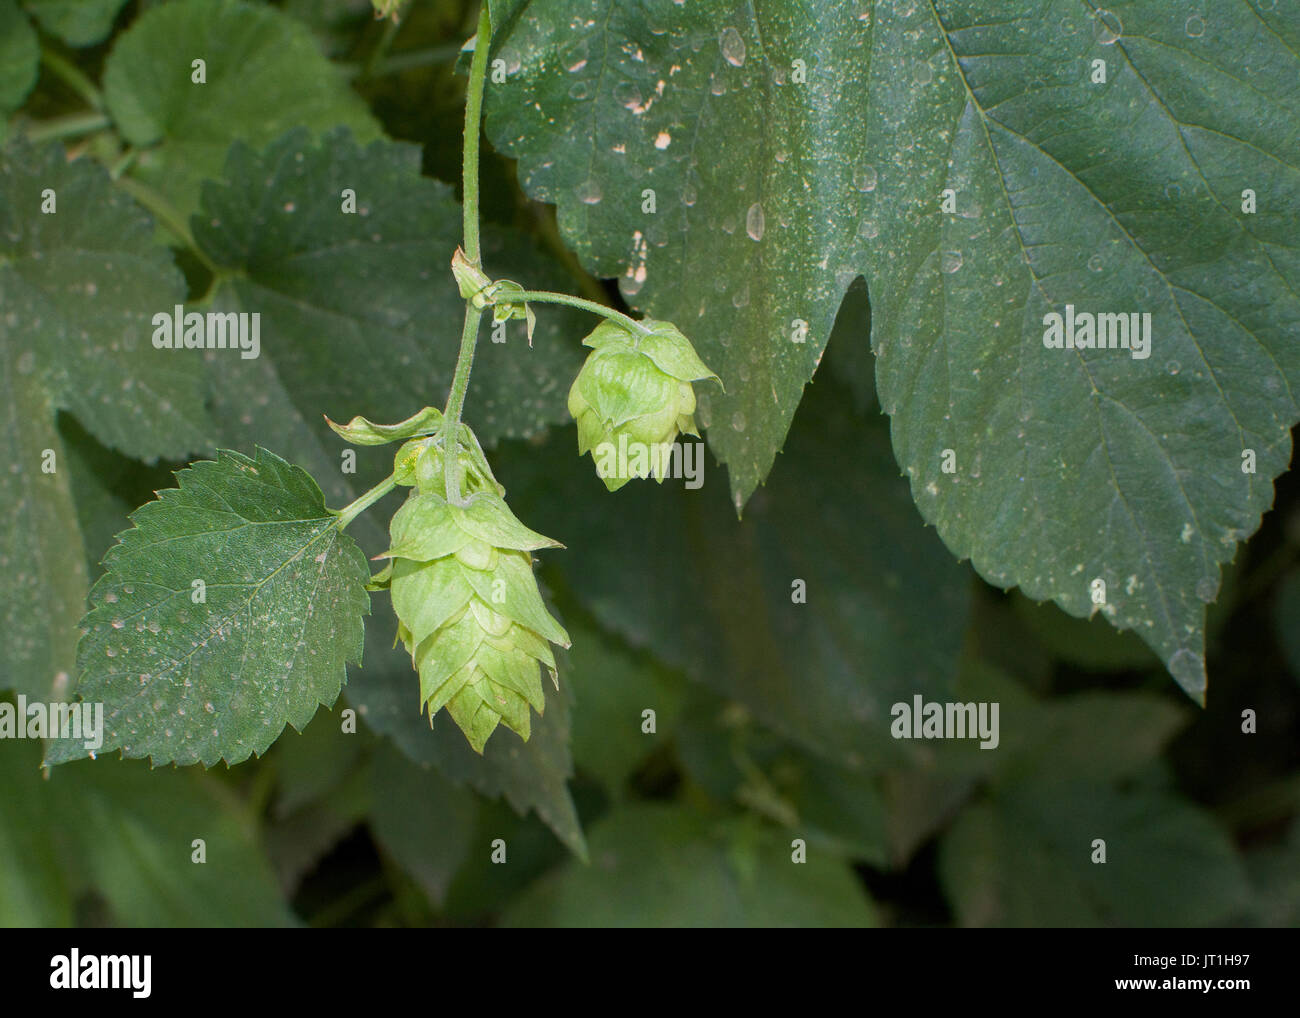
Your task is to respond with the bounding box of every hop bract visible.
[384,485,569,753]
[567,319,720,490]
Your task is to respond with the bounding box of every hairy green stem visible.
[109,148,138,180]
[505,289,650,336]
[334,473,399,530]
[440,306,483,504]
[23,111,112,144]
[339,43,463,80]
[460,4,492,268]
[114,176,221,277]
[361,15,403,81]
[437,4,493,505]
[40,47,105,111]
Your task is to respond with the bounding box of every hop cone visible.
[383,444,568,753]
[567,319,720,490]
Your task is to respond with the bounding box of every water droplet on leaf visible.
[1094,8,1122,44]
[719,27,746,66]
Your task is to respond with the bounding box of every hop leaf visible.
[567,319,721,490]
[326,406,443,446]
[384,472,568,753]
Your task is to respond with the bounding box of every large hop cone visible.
[384,488,569,753]
[568,318,720,490]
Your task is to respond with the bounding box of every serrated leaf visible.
[487,0,527,30]
[103,0,381,219]
[58,416,182,581]
[193,128,585,447]
[349,635,586,857]
[935,665,1240,925]
[266,770,369,897]
[503,803,878,927]
[22,0,130,46]
[269,704,366,817]
[0,1,38,114]
[939,778,1249,927]
[45,755,297,926]
[369,742,479,907]
[965,668,1190,786]
[485,1,1300,700]
[0,143,212,700]
[0,736,72,925]
[265,708,371,894]
[557,617,682,798]
[45,447,370,768]
[1242,819,1300,928]
[183,296,586,851]
[673,688,889,866]
[499,371,971,771]
[1010,592,1161,671]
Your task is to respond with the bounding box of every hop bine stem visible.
[334,472,398,530]
[440,3,493,504]
[494,289,651,337]
[459,3,492,271]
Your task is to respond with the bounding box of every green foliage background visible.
[1,0,1298,927]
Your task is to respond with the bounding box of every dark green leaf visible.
[266,777,368,897]
[562,617,682,797]
[1011,592,1161,671]
[504,803,878,927]
[45,756,296,926]
[0,143,210,700]
[502,375,971,770]
[0,1,38,114]
[486,1,1300,699]
[104,0,381,218]
[369,742,479,907]
[939,778,1249,927]
[674,689,889,865]
[45,448,370,767]
[269,703,366,817]
[1241,819,1300,928]
[23,0,130,46]
[194,128,585,448]
[0,735,72,925]
[350,635,587,857]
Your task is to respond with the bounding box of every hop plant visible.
[327,408,569,753]
[384,438,568,753]
[568,319,721,490]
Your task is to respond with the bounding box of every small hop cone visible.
[385,485,568,753]
[567,318,720,490]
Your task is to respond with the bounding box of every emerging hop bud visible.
[567,318,720,490]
